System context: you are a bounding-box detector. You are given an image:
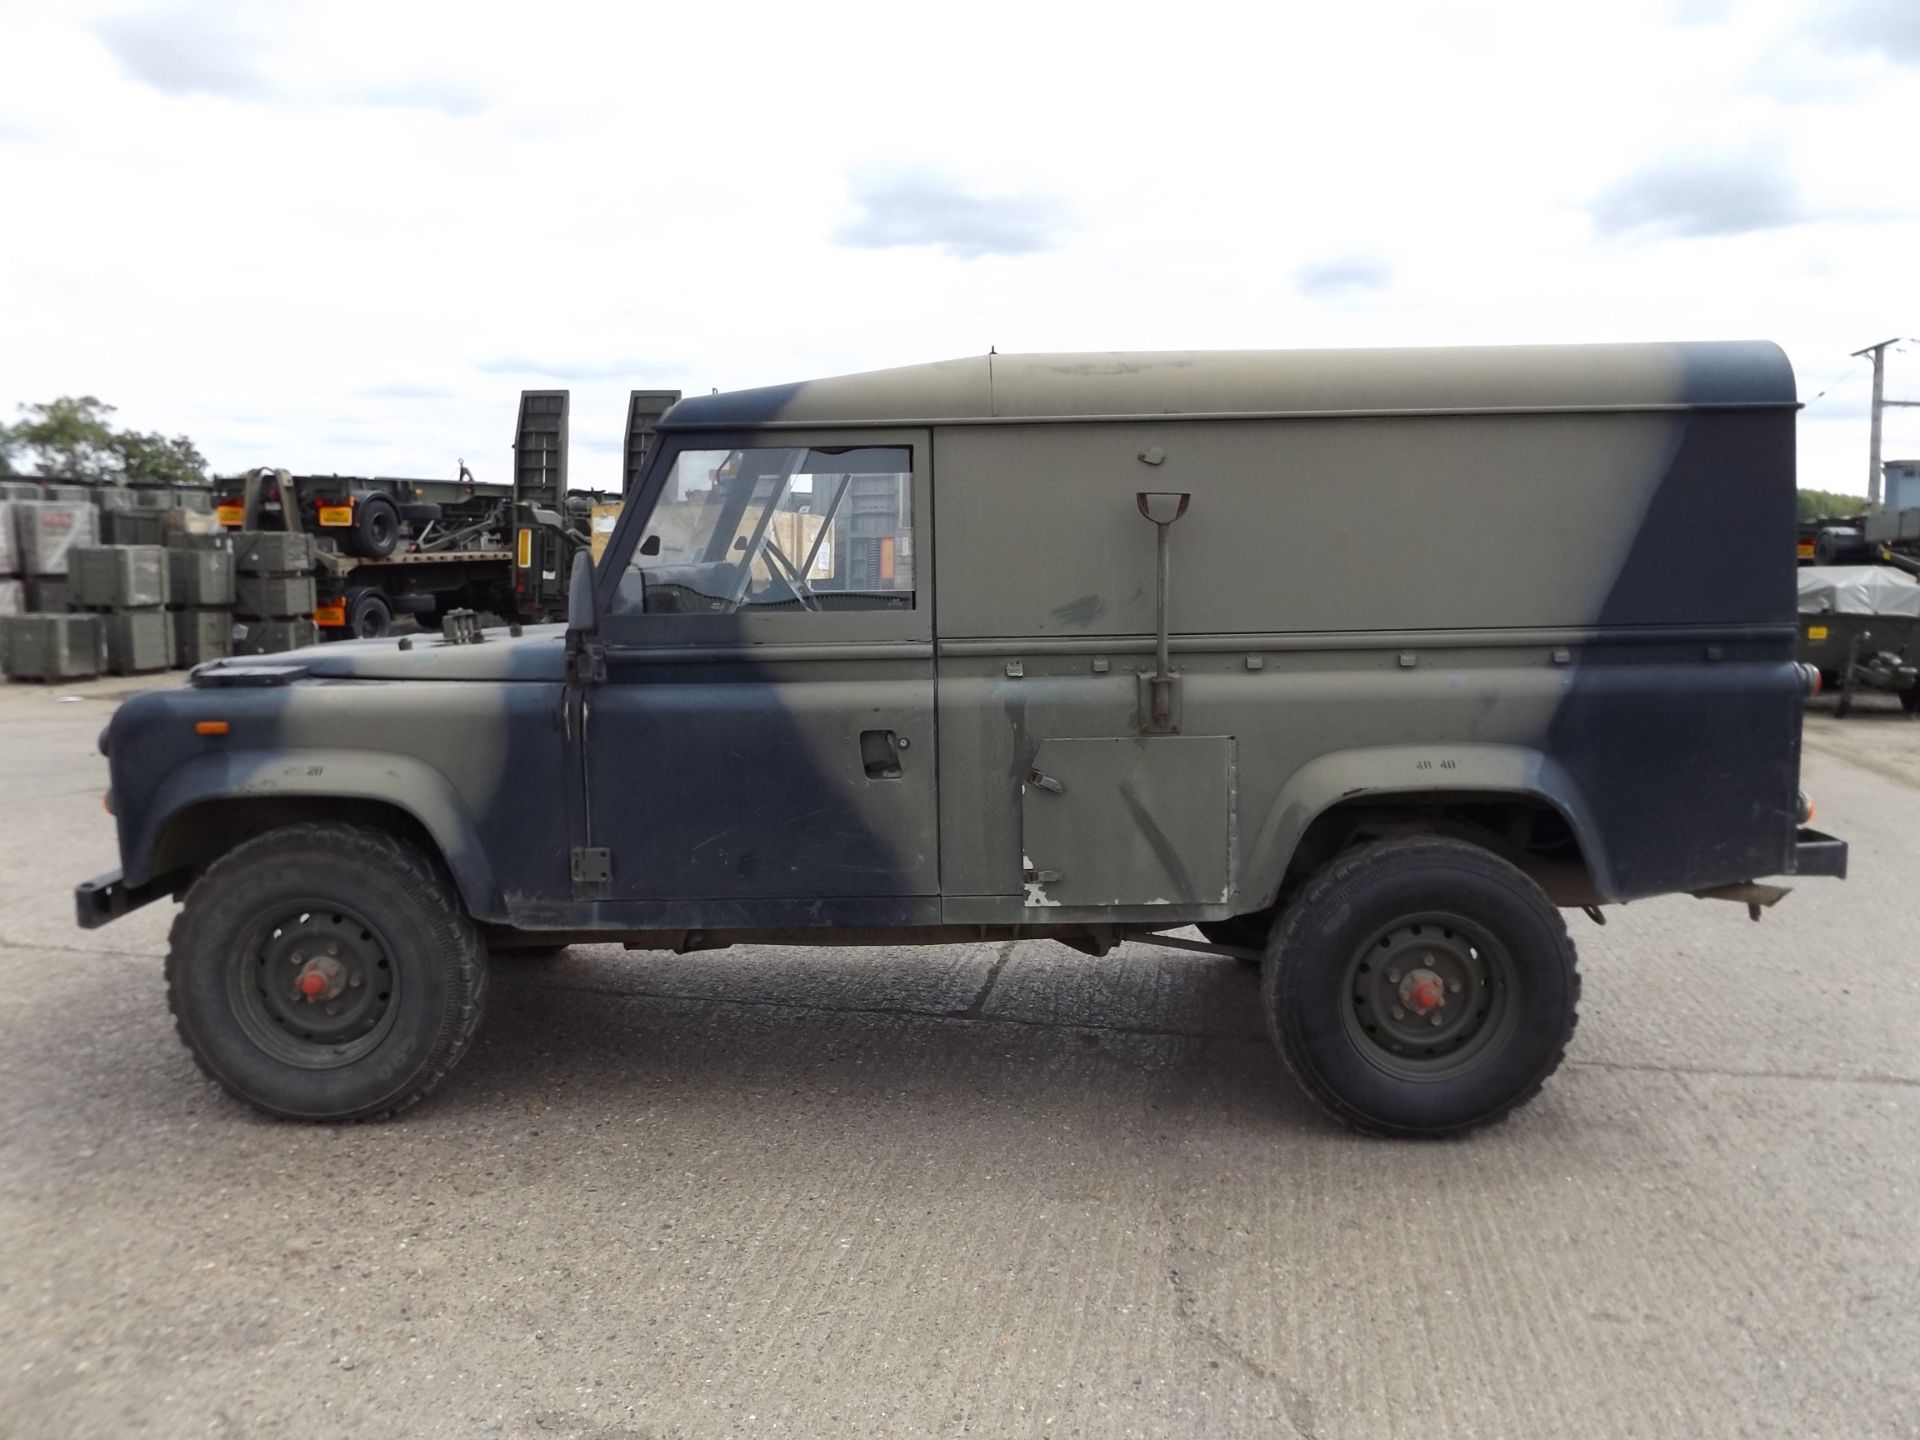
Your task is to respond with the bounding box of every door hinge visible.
[571,847,612,883]
[566,636,606,685]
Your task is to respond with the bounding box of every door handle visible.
[860,729,903,779]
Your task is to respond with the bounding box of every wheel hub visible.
[1398,966,1446,1015]
[233,906,397,1064]
[295,954,347,1002]
[1343,917,1512,1078]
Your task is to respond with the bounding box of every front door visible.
[580,429,938,927]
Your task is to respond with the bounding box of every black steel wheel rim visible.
[1341,912,1518,1080]
[227,901,400,1068]
[366,507,396,549]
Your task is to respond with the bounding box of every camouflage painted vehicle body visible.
[78,342,1846,1133]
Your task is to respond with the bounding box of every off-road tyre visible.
[1263,836,1579,1139]
[166,823,488,1122]
[399,502,442,527]
[349,494,401,559]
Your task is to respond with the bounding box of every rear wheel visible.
[345,587,393,639]
[165,824,488,1121]
[1263,837,1578,1138]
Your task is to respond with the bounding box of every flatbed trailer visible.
[212,388,680,639]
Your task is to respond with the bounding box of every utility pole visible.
[1850,338,1920,508]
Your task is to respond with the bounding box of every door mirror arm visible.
[565,552,605,683]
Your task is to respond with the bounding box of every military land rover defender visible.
[77,343,1846,1136]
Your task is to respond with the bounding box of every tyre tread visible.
[165,822,488,1123]
[1262,836,1580,1139]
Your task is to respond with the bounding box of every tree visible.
[5,398,212,482]
[114,430,209,485]
[9,397,121,479]
[1797,488,1865,522]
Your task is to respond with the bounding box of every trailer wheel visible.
[1263,837,1579,1138]
[349,495,401,558]
[400,502,442,527]
[346,588,393,639]
[165,823,488,1121]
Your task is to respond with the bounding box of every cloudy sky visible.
[1,0,1915,493]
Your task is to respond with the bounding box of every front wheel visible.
[1263,837,1579,1138]
[166,824,488,1121]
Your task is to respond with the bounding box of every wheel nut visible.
[348,973,362,989]
[325,1003,340,1017]
[327,943,340,957]
[1429,1014,1444,1027]
[1448,979,1462,994]
[1391,1005,1406,1020]
[1387,969,1401,983]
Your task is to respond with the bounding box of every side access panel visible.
[1021,736,1235,908]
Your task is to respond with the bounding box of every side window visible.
[613,446,914,616]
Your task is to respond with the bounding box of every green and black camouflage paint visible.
[96,341,1811,936]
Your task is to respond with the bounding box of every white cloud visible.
[836,169,1073,260]
[1591,150,1805,239]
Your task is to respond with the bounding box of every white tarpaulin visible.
[1797,565,1920,618]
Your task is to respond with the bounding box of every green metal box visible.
[102,609,171,675]
[2,613,103,680]
[172,608,233,667]
[232,532,316,576]
[13,500,100,576]
[235,573,317,619]
[232,617,319,655]
[25,577,70,613]
[101,509,168,547]
[166,548,235,606]
[72,546,170,609]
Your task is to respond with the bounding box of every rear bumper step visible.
[1789,827,1848,879]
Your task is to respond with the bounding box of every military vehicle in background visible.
[77,342,1845,1139]
[212,389,680,637]
[1791,460,1920,714]
[1799,460,1920,569]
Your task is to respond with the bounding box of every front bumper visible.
[1789,827,1848,879]
[74,869,178,930]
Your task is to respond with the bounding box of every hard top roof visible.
[657,341,1795,431]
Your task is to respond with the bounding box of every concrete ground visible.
[0,679,1914,1440]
